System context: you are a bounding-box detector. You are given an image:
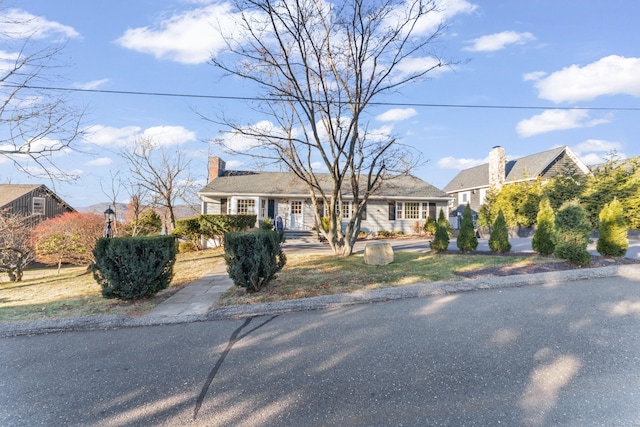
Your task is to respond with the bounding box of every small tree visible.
[122,209,162,236]
[532,198,556,255]
[32,212,104,270]
[424,216,437,236]
[596,198,628,257]
[430,221,450,252]
[0,213,35,282]
[489,209,511,253]
[554,200,593,266]
[173,217,203,250]
[457,204,478,252]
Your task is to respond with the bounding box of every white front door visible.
[289,200,304,230]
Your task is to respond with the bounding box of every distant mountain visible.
[77,203,199,221]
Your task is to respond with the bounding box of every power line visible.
[9,83,640,111]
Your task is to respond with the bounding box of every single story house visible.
[0,184,75,225]
[443,145,590,213]
[198,157,452,235]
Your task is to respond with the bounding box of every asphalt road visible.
[2,274,640,426]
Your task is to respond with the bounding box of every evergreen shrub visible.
[224,231,286,292]
[489,209,511,253]
[457,204,478,252]
[532,198,556,255]
[554,201,592,266]
[430,221,450,252]
[424,216,437,235]
[596,198,628,257]
[92,236,176,300]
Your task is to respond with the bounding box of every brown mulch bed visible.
[450,251,640,279]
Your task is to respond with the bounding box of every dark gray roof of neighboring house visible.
[198,171,451,200]
[443,146,568,193]
[0,184,75,211]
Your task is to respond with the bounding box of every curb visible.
[3,263,639,338]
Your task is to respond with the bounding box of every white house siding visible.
[201,196,449,234]
[360,200,449,235]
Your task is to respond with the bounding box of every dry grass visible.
[1,246,556,323]
[217,252,553,306]
[0,248,224,323]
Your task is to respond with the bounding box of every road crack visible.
[193,315,278,420]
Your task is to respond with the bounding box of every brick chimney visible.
[488,146,506,190]
[208,157,226,182]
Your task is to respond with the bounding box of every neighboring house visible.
[0,184,75,225]
[198,157,452,235]
[443,145,590,214]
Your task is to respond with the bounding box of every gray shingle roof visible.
[443,146,568,192]
[198,172,450,200]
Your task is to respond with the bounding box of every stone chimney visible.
[488,146,506,189]
[208,157,226,182]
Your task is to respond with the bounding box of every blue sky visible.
[3,0,639,208]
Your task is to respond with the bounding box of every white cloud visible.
[217,120,278,152]
[376,108,418,122]
[142,126,196,146]
[523,71,546,82]
[0,8,79,40]
[83,125,142,147]
[465,31,535,52]
[83,125,196,147]
[85,157,113,166]
[76,79,110,90]
[367,125,394,143]
[437,156,486,169]
[516,109,611,137]
[224,159,243,169]
[570,139,625,165]
[116,3,236,64]
[572,139,622,154]
[394,56,451,80]
[0,50,20,74]
[531,55,640,103]
[407,0,478,36]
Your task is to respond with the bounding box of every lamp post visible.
[104,205,116,238]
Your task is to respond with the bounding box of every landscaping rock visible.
[364,242,394,266]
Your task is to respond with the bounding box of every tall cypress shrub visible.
[554,200,592,266]
[532,198,556,255]
[430,210,451,252]
[596,198,628,257]
[457,204,478,252]
[489,209,511,253]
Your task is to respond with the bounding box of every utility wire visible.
[8,83,640,111]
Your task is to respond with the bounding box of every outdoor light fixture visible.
[104,205,116,238]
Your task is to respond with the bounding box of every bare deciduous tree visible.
[0,211,35,282]
[209,0,449,255]
[121,137,194,233]
[0,5,84,180]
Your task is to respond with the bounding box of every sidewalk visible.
[146,261,233,317]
